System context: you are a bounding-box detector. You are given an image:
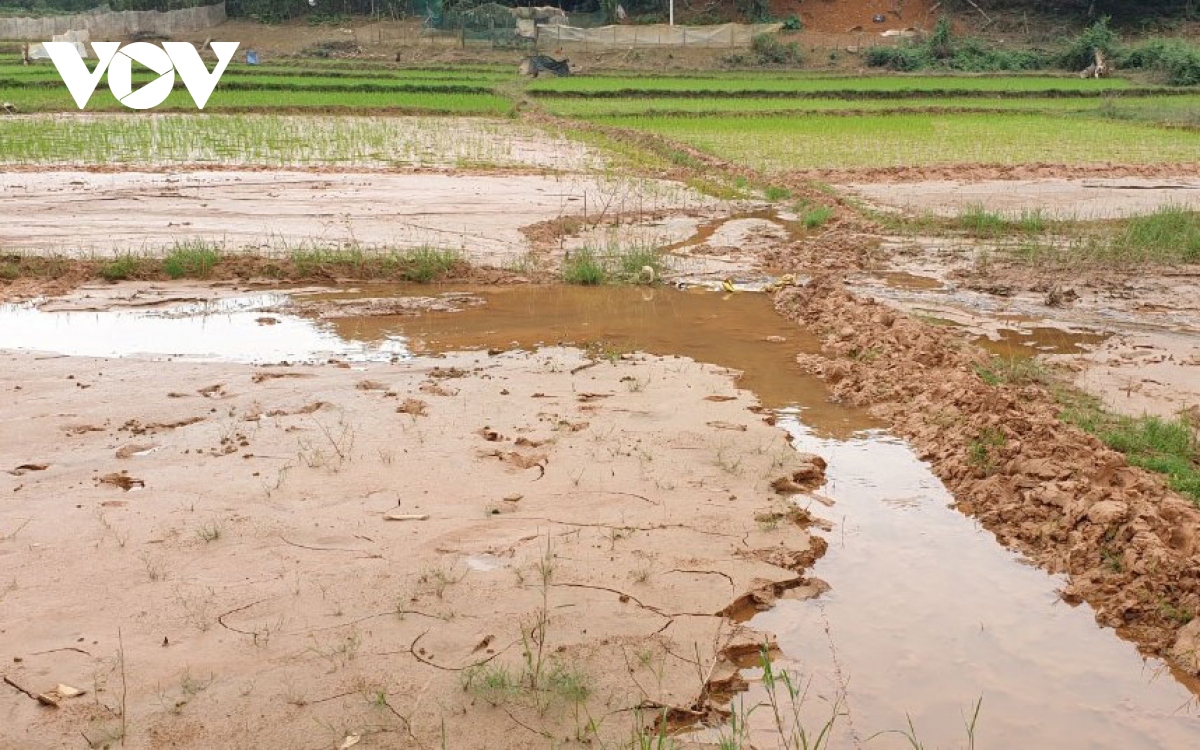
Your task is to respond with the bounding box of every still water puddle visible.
[728,415,1200,748]
[1,284,1197,744]
[0,285,872,436]
[0,293,409,363]
[975,325,1113,357]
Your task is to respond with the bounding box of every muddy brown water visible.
[661,209,804,256]
[310,285,875,436]
[975,326,1113,357]
[733,417,1200,749]
[2,284,1199,746]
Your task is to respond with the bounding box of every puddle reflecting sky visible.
[0,286,877,437]
[0,294,406,363]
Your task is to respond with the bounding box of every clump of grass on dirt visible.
[1119,205,1200,263]
[968,427,1008,477]
[163,241,221,280]
[562,248,608,285]
[974,355,1053,387]
[1011,206,1200,268]
[101,254,154,282]
[0,253,71,281]
[1058,389,1200,505]
[288,245,463,282]
[956,204,1047,237]
[797,203,835,229]
[562,242,665,286]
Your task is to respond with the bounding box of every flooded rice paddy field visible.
[2,282,1199,748]
[2,103,1200,745]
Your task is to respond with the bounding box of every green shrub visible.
[1061,16,1118,71]
[750,33,803,66]
[1120,38,1200,86]
[949,38,1051,72]
[865,44,933,72]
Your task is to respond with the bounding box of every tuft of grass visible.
[1120,205,1200,263]
[100,254,148,282]
[956,204,1047,237]
[764,185,792,201]
[196,521,223,543]
[562,248,607,285]
[967,427,1007,477]
[1059,390,1200,505]
[563,241,664,286]
[462,663,520,706]
[288,245,463,282]
[1012,206,1200,268]
[801,205,835,229]
[613,243,665,284]
[163,241,221,280]
[974,355,1052,387]
[404,246,462,283]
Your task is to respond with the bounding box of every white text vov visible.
[43,41,239,111]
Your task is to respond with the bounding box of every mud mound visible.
[776,276,1200,672]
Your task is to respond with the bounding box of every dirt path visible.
[0,345,827,748]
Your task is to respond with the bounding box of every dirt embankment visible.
[792,162,1200,184]
[774,275,1200,673]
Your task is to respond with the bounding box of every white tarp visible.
[28,28,91,60]
[537,22,783,48]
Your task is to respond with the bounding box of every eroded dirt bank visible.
[0,347,824,748]
[775,276,1200,674]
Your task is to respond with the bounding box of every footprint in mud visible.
[250,371,313,384]
[477,449,547,477]
[119,417,204,435]
[62,424,105,436]
[97,472,145,491]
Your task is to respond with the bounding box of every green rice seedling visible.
[593,112,1200,172]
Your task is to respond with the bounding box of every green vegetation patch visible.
[1059,390,1200,505]
[594,112,1200,171]
[1011,206,1200,267]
